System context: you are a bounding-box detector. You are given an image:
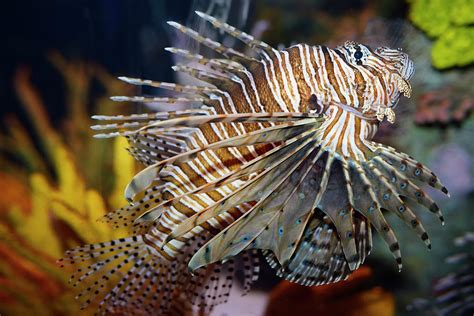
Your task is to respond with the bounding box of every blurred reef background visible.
[0,0,473,315]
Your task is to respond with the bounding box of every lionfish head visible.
[337,41,414,122]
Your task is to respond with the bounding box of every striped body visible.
[199,43,412,114]
[143,44,386,260]
[60,12,447,315]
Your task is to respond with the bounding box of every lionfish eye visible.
[354,50,363,60]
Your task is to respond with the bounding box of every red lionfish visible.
[59,12,449,315]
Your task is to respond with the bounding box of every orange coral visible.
[265,267,395,316]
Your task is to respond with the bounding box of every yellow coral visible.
[451,0,474,25]
[432,26,474,68]
[408,0,474,69]
[409,0,451,37]
[0,53,134,315]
